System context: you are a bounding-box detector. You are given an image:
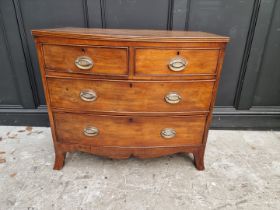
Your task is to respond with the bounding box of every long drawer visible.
[47,78,215,113]
[54,113,206,147]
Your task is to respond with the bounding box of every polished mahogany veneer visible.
[32,27,229,170]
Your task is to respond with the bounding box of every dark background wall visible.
[0,0,279,129]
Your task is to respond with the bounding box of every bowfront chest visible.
[32,28,229,170]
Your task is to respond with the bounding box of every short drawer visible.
[47,78,214,113]
[43,44,128,76]
[135,48,220,76]
[54,113,206,146]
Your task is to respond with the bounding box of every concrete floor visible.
[0,127,279,210]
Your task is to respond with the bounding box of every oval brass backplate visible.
[161,128,176,139]
[80,89,97,102]
[164,92,182,104]
[75,56,94,70]
[168,56,188,72]
[83,126,99,137]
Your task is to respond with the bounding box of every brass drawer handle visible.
[168,56,187,71]
[161,128,176,139]
[75,56,94,70]
[84,126,99,137]
[165,92,181,104]
[80,90,97,102]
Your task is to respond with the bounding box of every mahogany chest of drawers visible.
[32,28,229,170]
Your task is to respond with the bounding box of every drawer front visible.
[48,78,214,113]
[54,113,206,146]
[43,44,128,76]
[135,48,220,76]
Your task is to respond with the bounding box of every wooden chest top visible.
[32,27,229,42]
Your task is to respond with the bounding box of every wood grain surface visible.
[43,44,128,75]
[32,27,230,42]
[135,48,220,76]
[47,78,215,113]
[54,113,206,147]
